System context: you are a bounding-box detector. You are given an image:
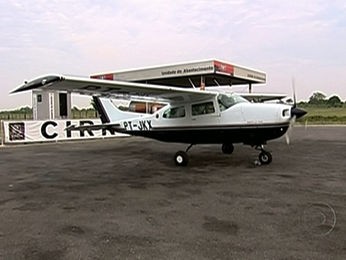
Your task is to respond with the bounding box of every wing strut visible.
[92,96,110,123]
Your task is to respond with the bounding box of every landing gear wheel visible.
[259,151,272,165]
[174,151,189,166]
[222,143,234,154]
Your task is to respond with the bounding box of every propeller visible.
[285,78,301,145]
[290,78,307,119]
[284,78,308,145]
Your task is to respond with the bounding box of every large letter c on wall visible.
[41,121,58,139]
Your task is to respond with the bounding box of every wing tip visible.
[10,74,65,94]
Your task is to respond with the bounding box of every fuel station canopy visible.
[90,59,266,91]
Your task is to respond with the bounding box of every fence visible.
[0,113,33,120]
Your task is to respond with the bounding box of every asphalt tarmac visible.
[0,126,345,259]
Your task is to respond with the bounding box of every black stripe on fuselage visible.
[153,122,289,131]
[118,123,290,145]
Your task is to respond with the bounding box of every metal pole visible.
[0,120,4,146]
[200,76,205,90]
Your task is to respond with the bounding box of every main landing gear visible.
[221,143,234,154]
[174,143,235,166]
[174,144,193,166]
[255,145,272,165]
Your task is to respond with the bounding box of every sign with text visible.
[1,119,127,144]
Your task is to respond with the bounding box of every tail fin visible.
[93,97,142,122]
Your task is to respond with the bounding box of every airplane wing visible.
[238,93,287,102]
[12,74,216,103]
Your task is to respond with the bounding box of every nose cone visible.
[291,107,307,119]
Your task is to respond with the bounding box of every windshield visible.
[217,93,248,111]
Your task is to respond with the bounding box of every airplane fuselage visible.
[112,94,292,146]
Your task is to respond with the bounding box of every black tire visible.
[174,151,189,166]
[259,151,272,165]
[221,143,234,154]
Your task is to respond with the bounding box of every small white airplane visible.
[12,74,307,166]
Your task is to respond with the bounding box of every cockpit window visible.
[163,106,186,118]
[217,93,248,111]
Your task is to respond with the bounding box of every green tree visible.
[327,95,342,107]
[18,106,32,113]
[72,106,80,112]
[308,91,327,105]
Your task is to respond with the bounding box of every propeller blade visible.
[292,78,297,108]
[291,115,296,126]
[285,132,290,145]
[285,115,296,145]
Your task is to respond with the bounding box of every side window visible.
[163,106,186,119]
[192,102,215,116]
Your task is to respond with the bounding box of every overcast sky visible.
[1,0,346,109]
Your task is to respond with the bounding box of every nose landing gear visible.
[255,145,272,165]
